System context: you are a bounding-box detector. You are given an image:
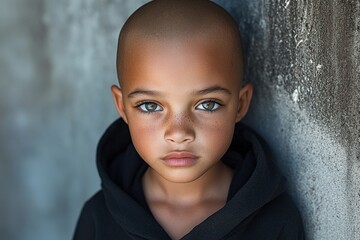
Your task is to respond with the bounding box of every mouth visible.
[161,152,198,167]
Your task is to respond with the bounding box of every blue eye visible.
[138,102,163,113]
[196,101,221,111]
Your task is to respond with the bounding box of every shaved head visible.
[116,0,243,85]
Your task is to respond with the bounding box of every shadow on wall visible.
[215,0,360,239]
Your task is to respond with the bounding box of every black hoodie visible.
[73,118,304,240]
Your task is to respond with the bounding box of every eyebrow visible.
[128,89,161,98]
[127,85,232,98]
[195,85,232,95]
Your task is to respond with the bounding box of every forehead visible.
[119,34,242,90]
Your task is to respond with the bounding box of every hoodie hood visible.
[96,118,286,240]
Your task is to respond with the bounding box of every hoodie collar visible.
[96,118,285,239]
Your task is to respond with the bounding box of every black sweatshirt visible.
[73,118,304,239]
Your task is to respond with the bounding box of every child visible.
[73,0,304,239]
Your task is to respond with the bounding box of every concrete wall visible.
[1,0,359,239]
[215,0,360,239]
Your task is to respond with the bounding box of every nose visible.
[164,112,195,144]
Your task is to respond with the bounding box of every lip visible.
[161,152,198,167]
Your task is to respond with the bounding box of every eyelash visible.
[196,99,223,112]
[135,101,163,114]
[135,99,223,114]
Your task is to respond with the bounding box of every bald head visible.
[116,0,243,85]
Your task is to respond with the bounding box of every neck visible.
[142,162,233,207]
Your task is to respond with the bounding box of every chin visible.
[159,169,207,184]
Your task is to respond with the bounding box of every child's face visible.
[112,35,252,183]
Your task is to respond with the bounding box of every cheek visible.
[197,118,235,154]
[127,117,162,158]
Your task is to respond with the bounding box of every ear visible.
[235,83,253,123]
[111,85,128,124]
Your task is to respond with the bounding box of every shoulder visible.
[75,190,106,223]
[73,191,104,240]
[78,190,114,222]
[232,193,304,239]
[73,191,127,240]
[83,191,106,208]
[275,194,305,239]
[255,193,305,239]
[265,194,302,218]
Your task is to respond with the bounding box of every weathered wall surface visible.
[214,0,360,239]
[1,0,145,239]
[1,0,359,239]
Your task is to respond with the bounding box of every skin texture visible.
[116,0,243,85]
[111,1,253,239]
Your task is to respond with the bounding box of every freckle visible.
[173,113,193,124]
[184,115,193,123]
[209,120,220,130]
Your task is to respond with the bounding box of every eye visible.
[196,100,221,112]
[137,102,163,113]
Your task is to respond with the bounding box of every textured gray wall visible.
[1,0,146,239]
[1,0,359,239]
[215,0,360,239]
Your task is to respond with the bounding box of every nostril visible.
[168,138,175,143]
[165,128,195,144]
